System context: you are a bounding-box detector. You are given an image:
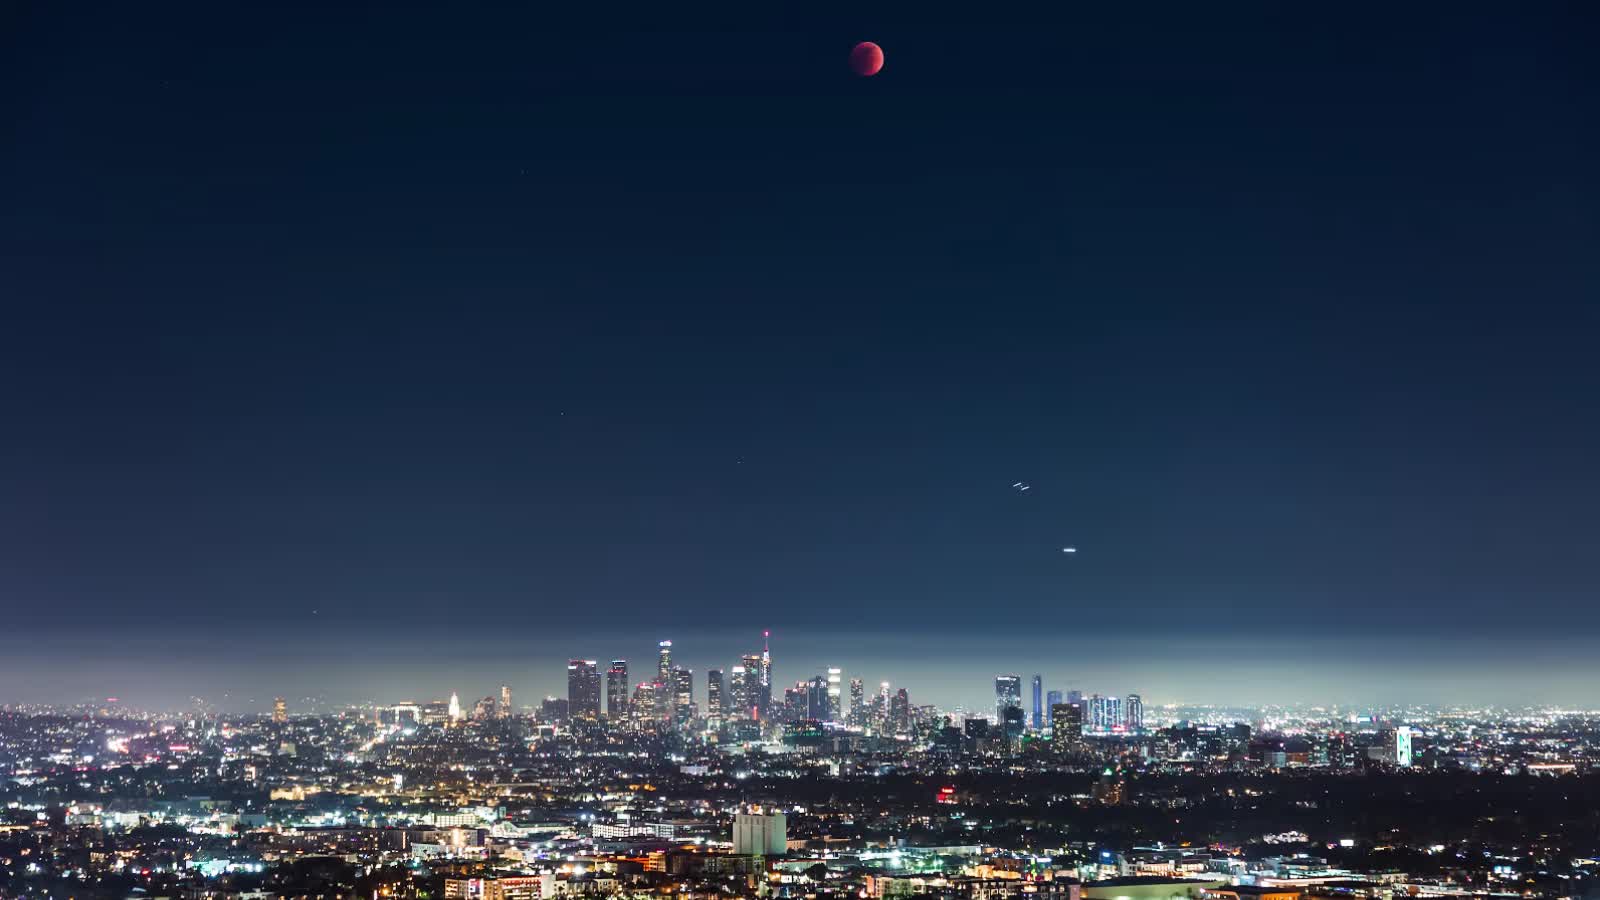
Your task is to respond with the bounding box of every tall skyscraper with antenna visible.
[759,630,772,719]
[657,640,673,682]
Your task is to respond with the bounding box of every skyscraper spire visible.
[759,630,773,721]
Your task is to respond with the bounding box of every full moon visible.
[850,42,884,77]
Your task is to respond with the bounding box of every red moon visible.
[850,42,884,77]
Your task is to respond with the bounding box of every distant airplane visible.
[1061,547,1077,554]
[1012,481,1031,492]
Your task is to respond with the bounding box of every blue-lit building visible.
[1031,674,1043,731]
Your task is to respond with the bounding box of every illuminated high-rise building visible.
[706,668,725,724]
[672,667,695,724]
[848,678,865,727]
[782,682,808,723]
[1051,703,1083,750]
[606,660,629,721]
[995,675,1023,721]
[540,695,569,723]
[448,692,463,722]
[1046,689,1063,711]
[1394,726,1414,767]
[272,697,287,723]
[657,640,673,682]
[826,668,842,722]
[630,680,660,728]
[499,684,513,719]
[729,665,752,719]
[567,660,602,721]
[1125,693,1144,734]
[1031,674,1044,731]
[890,688,911,735]
[805,675,829,721]
[740,653,764,718]
[758,631,773,719]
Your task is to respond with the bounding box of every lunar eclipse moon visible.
[850,42,884,77]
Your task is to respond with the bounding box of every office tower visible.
[567,659,601,721]
[1088,694,1105,732]
[1001,705,1026,744]
[873,682,891,732]
[1108,696,1123,731]
[783,683,808,723]
[995,674,1023,721]
[732,812,787,856]
[658,640,673,682]
[740,654,764,718]
[729,666,751,719]
[540,696,569,723]
[606,660,629,721]
[671,667,695,724]
[499,684,513,719]
[706,668,725,724]
[1031,675,1043,731]
[448,692,463,722]
[1051,702,1084,751]
[827,668,842,722]
[473,695,496,719]
[1046,689,1063,711]
[629,681,659,727]
[891,688,911,735]
[272,697,287,723]
[848,678,865,727]
[1126,693,1144,734]
[758,631,773,719]
[1394,726,1414,767]
[805,675,829,721]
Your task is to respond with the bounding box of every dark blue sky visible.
[2,3,1597,708]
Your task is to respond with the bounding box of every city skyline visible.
[4,625,1596,713]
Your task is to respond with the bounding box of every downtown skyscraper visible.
[1051,702,1083,750]
[567,659,601,721]
[657,640,673,682]
[758,631,773,719]
[995,674,1023,720]
[605,660,629,721]
[1031,674,1043,730]
[706,668,725,725]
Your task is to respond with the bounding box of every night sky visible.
[3,3,1598,710]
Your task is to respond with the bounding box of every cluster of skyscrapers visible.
[564,632,777,736]
[553,633,1151,748]
[994,675,1144,748]
[558,633,940,739]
